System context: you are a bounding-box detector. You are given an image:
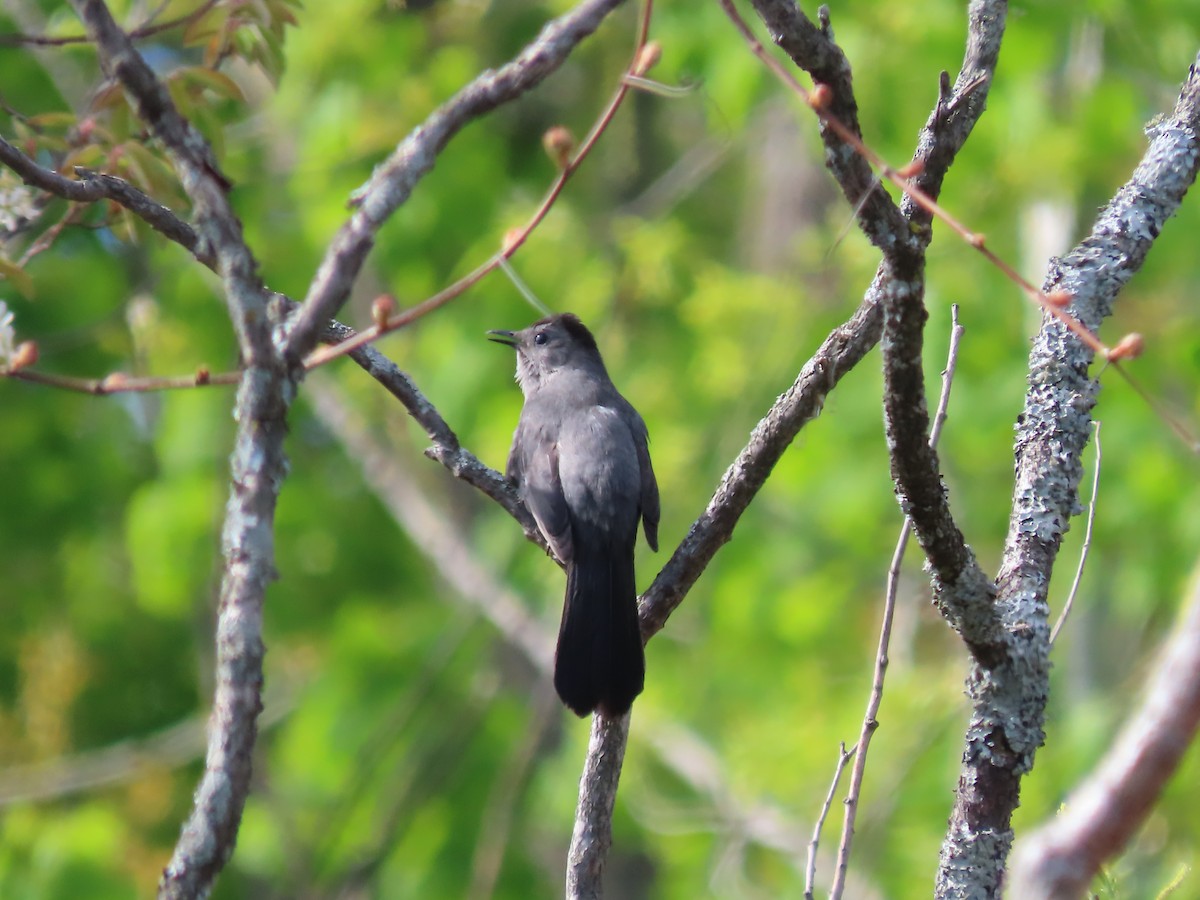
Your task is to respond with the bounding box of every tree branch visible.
[744,0,907,248]
[640,293,881,633]
[280,0,630,362]
[69,4,287,898]
[564,4,1011,892]
[567,712,631,899]
[877,0,1007,653]
[935,49,1200,899]
[0,137,213,267]
[830,306,965,899]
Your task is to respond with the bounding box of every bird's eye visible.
[534,331,548,346]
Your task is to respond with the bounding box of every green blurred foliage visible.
[1,0,1200,897]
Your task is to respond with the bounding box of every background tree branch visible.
[1008,570,1200,899]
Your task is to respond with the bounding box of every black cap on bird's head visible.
[488,313,606,391]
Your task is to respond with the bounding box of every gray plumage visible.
[489,313,659,717]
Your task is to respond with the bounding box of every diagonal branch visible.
[0,137,213,267]
[743,0,906,248]
[640,293,881,633]
[1007,573,1200,899]
[280,0,630,362]
[935,49,1200,899]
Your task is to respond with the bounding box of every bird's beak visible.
[487,329,517,347]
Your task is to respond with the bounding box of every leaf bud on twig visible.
[542,126,576,170]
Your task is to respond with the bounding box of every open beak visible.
[487,329,517,347]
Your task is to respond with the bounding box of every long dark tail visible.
[554,541,645,717]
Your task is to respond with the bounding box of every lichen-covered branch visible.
[935,50,1200,900]
[69,5,287,899]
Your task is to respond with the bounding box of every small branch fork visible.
[718,0,1130,367]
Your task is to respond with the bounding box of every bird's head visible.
[488,313,605,392]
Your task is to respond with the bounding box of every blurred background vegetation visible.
[1,0,1199,897]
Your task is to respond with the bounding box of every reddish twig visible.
[715,0,1122,360]
[6,365,236,394]
[300,1,655,371]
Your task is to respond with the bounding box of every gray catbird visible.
[489,313,659,717]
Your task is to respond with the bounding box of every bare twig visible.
[7,365,237,393]
[830,306,964,899]
[0,138,213,266]
[1008,573,1200,898]
[805,742,854,900]
[1050,420,1102,645]
[298,0,651,369]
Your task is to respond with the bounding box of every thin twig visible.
[6,365,237,393]
[496,256,552,318]
[1051,420,1102,645]
[830,305,964,900]
[805,741,855,900]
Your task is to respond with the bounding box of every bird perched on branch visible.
[489,313,659,717]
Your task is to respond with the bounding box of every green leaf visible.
[179,66,247,103]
